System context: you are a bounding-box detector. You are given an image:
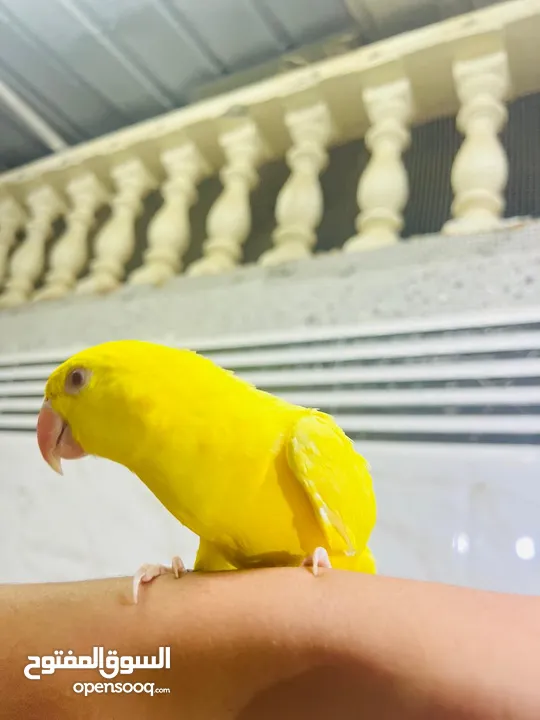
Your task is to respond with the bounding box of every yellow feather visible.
[45,340,377,573]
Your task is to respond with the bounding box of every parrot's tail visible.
[331,546,377,574]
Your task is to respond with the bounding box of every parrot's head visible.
[36,340,188,475]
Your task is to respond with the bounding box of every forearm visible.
[0,569,538,719]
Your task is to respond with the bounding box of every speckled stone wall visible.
[1,220,540,355]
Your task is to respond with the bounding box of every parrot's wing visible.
[286,411,374,557]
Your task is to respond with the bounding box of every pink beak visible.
[36,399,86,475]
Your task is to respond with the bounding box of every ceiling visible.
[0,0,506,172]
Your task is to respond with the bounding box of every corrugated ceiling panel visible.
[74,0,221,104]
[257,0,353,45]
[0,0,134,139]
[0,3,96,143]
[360,0,442,37]
[0,104,49,169]
[1,0,171,126]
[167,0,288,71]
[0,0,509,170]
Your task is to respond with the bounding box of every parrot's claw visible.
[132,555,186,604]
[301,547,332,576]
[171,555,185,579]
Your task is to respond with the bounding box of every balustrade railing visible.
[0,0,539,308]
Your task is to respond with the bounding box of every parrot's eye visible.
[65,367,90,395]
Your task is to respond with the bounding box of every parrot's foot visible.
[132,556,186,604]
[301,547,332,576]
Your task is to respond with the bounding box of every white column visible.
[0,186,64,308]
[345,79,412,253]
[188,121,264,277]
[129,143,209,286]
[76,158,155,295]
[260,103,332,267]
[33,173,107,301]
[0,197,24,288]
[443,51,510,235]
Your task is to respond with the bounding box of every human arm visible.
[0,568,538,719]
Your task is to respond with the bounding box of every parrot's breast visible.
[131,404,325,561]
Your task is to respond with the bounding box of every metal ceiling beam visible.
[0,77,68,152]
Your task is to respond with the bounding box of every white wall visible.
[2,433,539,594]
[0,433,200,583]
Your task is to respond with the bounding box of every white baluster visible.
[0,186,64,308]
[260,103,332,267]
[33,173,107,301]
[188,121,264,276]
[0,197,24,289]
[345,79,412,253]
[443,52,510,235]
[76,159,155,295]
[130,144,209,286]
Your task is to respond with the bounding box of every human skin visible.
[0,568,538,719]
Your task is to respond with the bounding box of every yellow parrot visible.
[36,340,377,602]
